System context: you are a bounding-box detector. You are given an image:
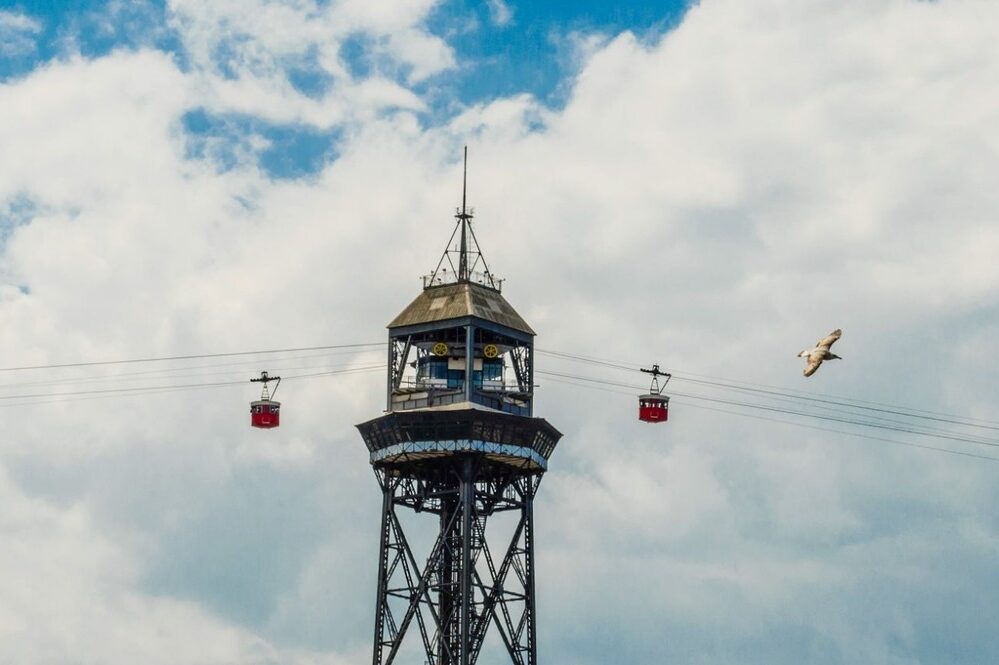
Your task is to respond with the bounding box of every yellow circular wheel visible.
[432,342,449,356]
[483,344,499,359]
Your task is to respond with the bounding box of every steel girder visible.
[371,460,540,665]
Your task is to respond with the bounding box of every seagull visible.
[798,329,842,377]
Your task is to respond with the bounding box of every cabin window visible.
[417,358,465,390]
[482,359,502,381]
[418,358,448,380]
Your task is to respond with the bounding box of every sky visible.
[0,0,998,663]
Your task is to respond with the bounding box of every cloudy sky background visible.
[1,0,998,662]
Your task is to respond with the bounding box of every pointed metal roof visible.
[390,148,534,335]
[388,282,535,335]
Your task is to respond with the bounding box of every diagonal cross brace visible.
[383,503,461,665]
[468,512,528,665]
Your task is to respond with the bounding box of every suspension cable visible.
[537,348,999,430]
[0,342,386,373]
[536,370,999,452]
[542,375,999,463]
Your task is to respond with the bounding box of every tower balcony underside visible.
[356,408,562,475]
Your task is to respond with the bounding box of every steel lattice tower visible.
[356,150,562,665]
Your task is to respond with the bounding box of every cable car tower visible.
[356,149,562,665]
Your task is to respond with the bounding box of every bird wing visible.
[803,351,824,377]
[815,328,842,350]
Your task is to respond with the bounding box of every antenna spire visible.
[458,145,469,280]
[462,145,468,217]
[424,147,503,291]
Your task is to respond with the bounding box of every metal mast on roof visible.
[458,146,470,281]
[426,147,502,291]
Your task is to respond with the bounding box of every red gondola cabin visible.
[638,394,669,423]
[251,399,281,428]
[250,371,282,429]
[638,363,671,424]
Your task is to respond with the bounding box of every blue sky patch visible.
[182,109,341,179]
[4,0,691,105]
[0,194,37,248]
[338,32,374,81]
[0,1,179,81]
[4,0,692,179]
[421,0,692,108]
[286,45,335,99]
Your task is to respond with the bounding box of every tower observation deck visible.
[356,149,562,665]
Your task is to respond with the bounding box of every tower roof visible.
[391,148,533,335]
[388,281,535,335]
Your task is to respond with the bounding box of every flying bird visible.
[798,328,842,377]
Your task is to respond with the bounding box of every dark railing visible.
[422,269,504,292]
[391,381,529,416]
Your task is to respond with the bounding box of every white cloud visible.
[167,0,451,127]
[0,0,998,662]
[486,0,514,27]
[0,466,293,664]
[0,10,42,57]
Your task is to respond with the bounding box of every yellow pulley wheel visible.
[432,342,449,356]
[483,344,499,359]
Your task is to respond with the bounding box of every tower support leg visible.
[370,467,541,665]
[524,483,537,665]
[460,456,475,665]
[371,477,393,665]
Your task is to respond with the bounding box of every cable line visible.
[0,348,386,391]
[0,342,386,373]
[537,348,999,431]
[0,366,386,409]
[536,370,999,451]
[674,374,999,432]
[0,365,384,403]
[4,340,989,434]
[542,375,999,463]
[0,347,386,390]
[4,339,997,465]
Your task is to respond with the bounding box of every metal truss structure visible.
[361,147,559,665]
[371,459,540,665]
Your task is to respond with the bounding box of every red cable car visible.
[250,371,281,429]
[638,364,670,423]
